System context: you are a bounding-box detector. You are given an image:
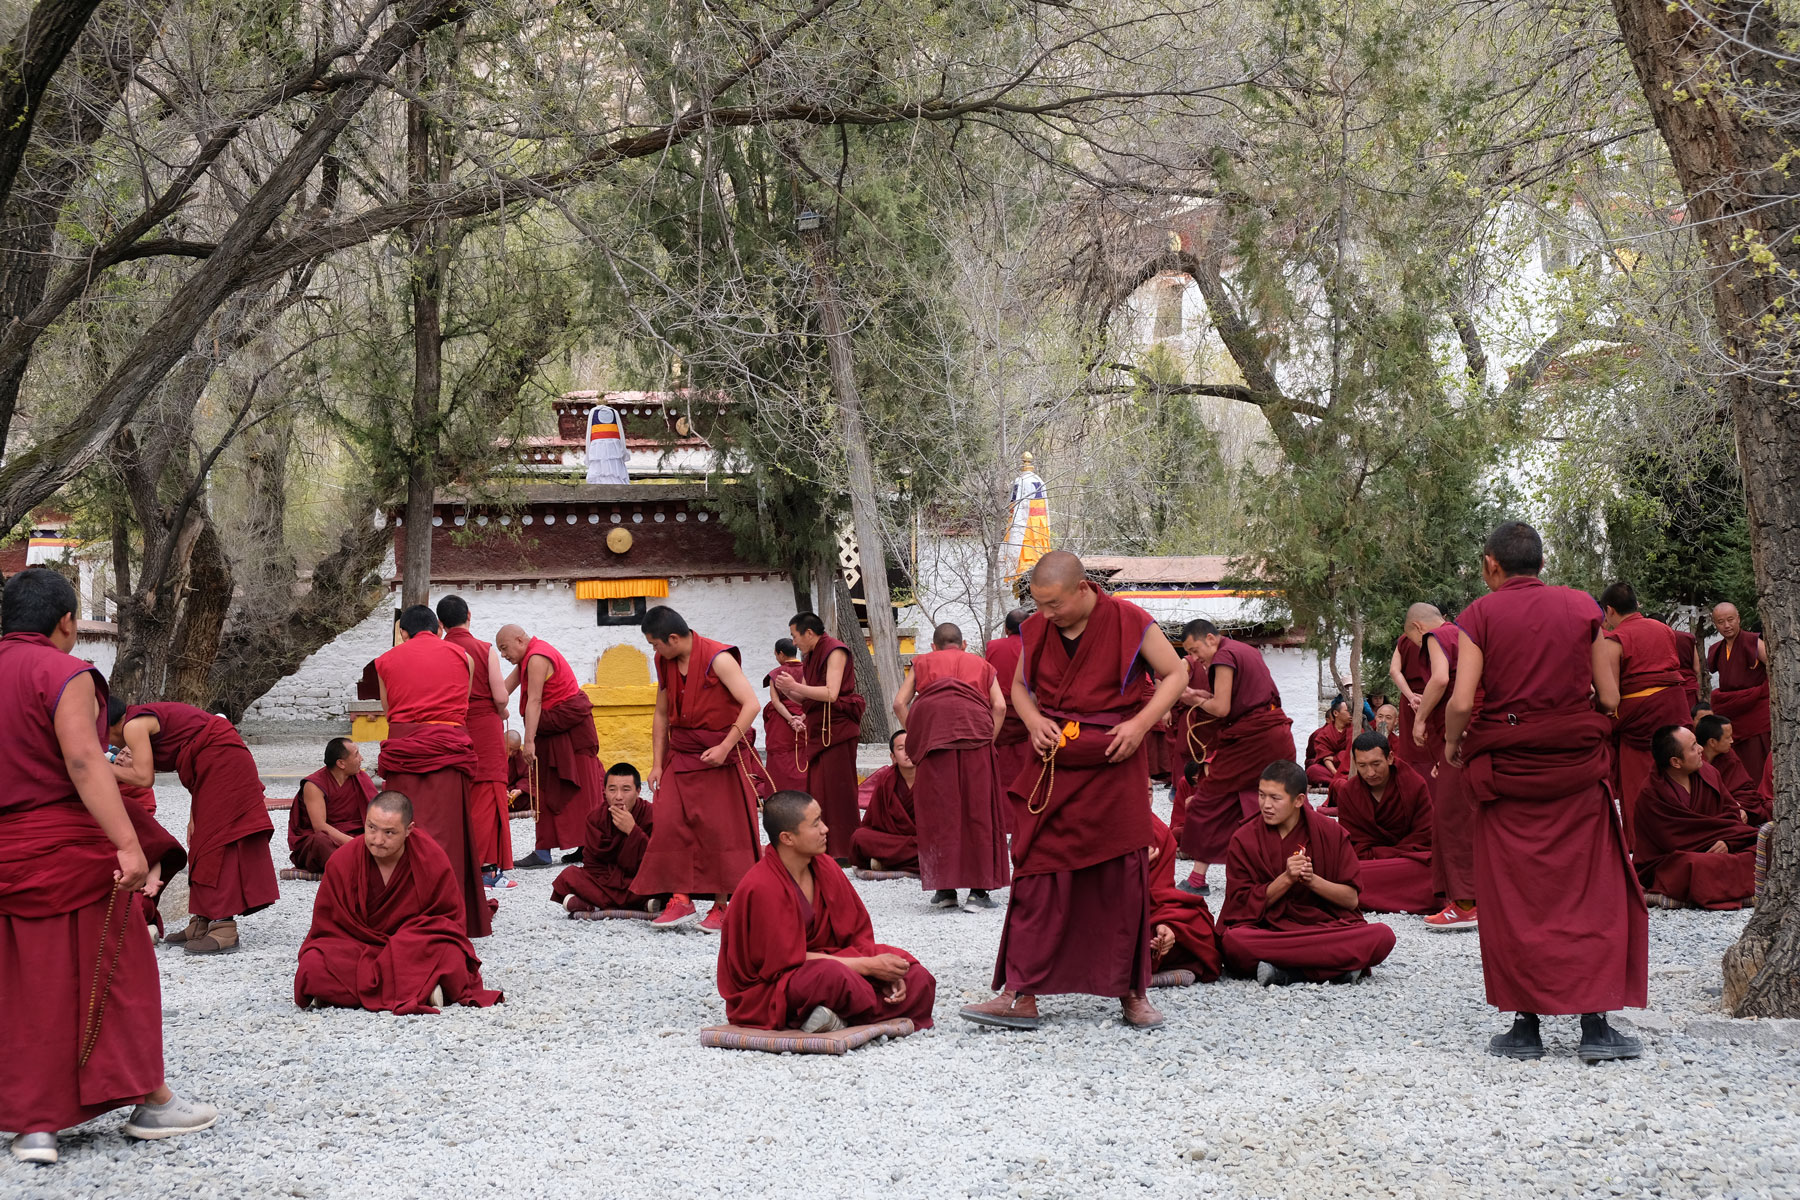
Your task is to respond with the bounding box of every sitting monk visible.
[1219,761,1397,986]
[1146,816,1222,981]
[1633,726,1759,909]
[505,730,534,814]
[294,791,503,1015]
[288,737,376,874]
[717,791,937,1033]
[551,763,655,914]
[1695,714,1771,824]
[850,730,919,873]
[1371,703,1401,739]
[1303,696,1354,788]
[1331,731,1437,914]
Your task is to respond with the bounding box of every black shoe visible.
[1176,878,1209,897]
[560,849,583,864]
[930,890,959,909]
[966,890,998,910]
[1577,1015,1643,1064]
[513,850,555,870]
[1488,1014,1545,1060]
[1254,961,1295,987]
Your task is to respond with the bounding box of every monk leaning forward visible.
[498,624,606,868]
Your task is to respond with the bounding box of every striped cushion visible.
[1149,969,1196,988]
[569,909,656,921]
[853,868,920,881]
[699,1019,917,1055]
[279,868,322,882]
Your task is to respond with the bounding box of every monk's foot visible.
[959,991,1040,1030]
[1120,992,1164,1028]
[483,869,518,891]
[1177,870,1209,897]
[123,1094,218,1140]
[10,1132,57,1165]
[183,919,239,956]
[1423,903,1478,930]
[801,1005,846,1033]
[699,905,727,934]
[1487,1013,1545,1060]
[162,915,208,946]
[966,889,998,910]
[651,897,700,929]
[514,850,555,870]
[428,984,446,1008]
[562,894,594,915]
[1576,1014,1642,1064]
[1254,961,1296,988]
[869,858,885,871]
[930,890,960,909]
[560,849,583,864]
[1330,968,1368,985]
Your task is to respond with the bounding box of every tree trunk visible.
[1348,606,1365,736]
[833,569,889,743]
[1611,0,1800,1016]
[814,544,840,639]
[399,39,444,609]
[165,516,231,705]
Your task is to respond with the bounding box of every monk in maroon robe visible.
[772,612,867,862]
[850,732,919,873]
[893,622,1010,908]
[553,764,656,913]
[498,624,606,864]
[1633,726,1758,910]
[1146,816,1222,981]
[1671,624,1702,713]
[1597,583,1693,846]
[1219,761,1395,985]
[718,792,936,1032]
[506,731,534,813]
[1303,697,1354,787]
[1168,636,1222,853]
[984,609,1033,822]
[1333,732,1436,914]
[637,607,771,932]
[438,595,514,882]
[761,639,809,794]
[1445,521,1647,1063]
[1177,618,1296,891]
[1706,602,1770,783]
[961,551,1188,1031]
[295,792,502,1014]
[289,737,376,874]
[1,567,215,1162]
[376,605,488,938]
[110,699,279,955]
[1696,713,1770,824]
[1394,603,1478,929]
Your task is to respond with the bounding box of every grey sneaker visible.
[10,1132,56,1164]
[123,1095,218,1140]
[930,890,959,909]
[801,1005,846,1033]
[1255,961,1296,987]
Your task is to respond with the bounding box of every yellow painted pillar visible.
[584,644,658,770]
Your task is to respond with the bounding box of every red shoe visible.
[699,905,727,934]
[1423,903,1478,930]
[651,897,699,929]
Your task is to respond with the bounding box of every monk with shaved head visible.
[962,550,1189,1030]
[1705,602,1769,782]
[892,621,1010,910]
[1392,601,1476,930]
[497,624,605,870]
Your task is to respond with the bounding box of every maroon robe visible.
[797,636,867,861]
[996,588,1156,997]
[717,846,935,1030]
[635,635,769,895]
[1303,721,1353,787]
[1396,626,1476,902]
[1167,652,1222,852]
[379,724,488,938]
[1708,631,1771,783]
[1672,628,1701,712]
[1457,575,1648,1015]
[444,625,512,872]
[1392,636,1425,772]
[294,829,502,1014]
[288,767,377,873]
[907,648,1010,892]
[985,635,1032,825]
[761,662,809,793]
[1332,760,1437,914]
[1605,613,1691,846]
[850,765,919,872]
[1180,638,1296,862]
[1633,766,1758,908]
[126,702,279,922]
[0,635,190,1135]
[1713,750,1770,824]
[1147,816,1221,980]
[551,798,655,910]
[521,638,606,851]
[1218,804,1395,980]
[507,749,534,813]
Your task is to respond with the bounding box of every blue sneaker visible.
[483,871,518,890]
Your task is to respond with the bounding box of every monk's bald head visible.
[1405,603,1442,627]
[1028,551,1097,630]
[365,790,413,863]
[1032,550,1084,591]
[495,624,528,663]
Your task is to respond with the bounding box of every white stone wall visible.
[245,574,798,737]
[77,635,116,678]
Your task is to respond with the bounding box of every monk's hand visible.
[1027,714,1062,754]
[788,713,806,733]
[1402,688,1422,709]
[863,953,911,983]
[1284,851,1309,883]
[647,765,663,792]
[1151,924,1176,956]
[1444,738,1464,768]
[115,843,149,893]
[1179,686,1208,708]
[699,741,732,767]
[521,738,537,766]
[610,803,637,834]
[1709,840,1729,855]
[881,977,908,1004]
[143,862,164,900]
[1104,717,1148,762]
[1296,854,1316,885]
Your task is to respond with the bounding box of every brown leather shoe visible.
[162,916,208,946]
[183,919,239,955]
[1120,991,1165,1028]
[959,991,1040,1029]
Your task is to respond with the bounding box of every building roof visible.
[1082,555,1237,585]
[432,482,727,506]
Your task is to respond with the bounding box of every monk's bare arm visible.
[523,655,550,760]
[503,664,521,695]
[486,645,509,713]
[1443,632,1483,759]
[705,653,762,766]
[781,649,847,704]
[1389,645,1416,705]
[891,670,915,726]
[378,675,390,718]
[113,717,157,788]
[1011,656,1060,753]
[988,676,1006,739]
[59,674,148,891]
[1413,637,1451,736]
[1198,666,1234,719]
[1591,630,1619,713]
[648,686,669,787]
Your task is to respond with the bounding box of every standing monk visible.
[1167,623,1223,854]
[496,624,605,868]
[1596,582,1692,845]
[961,551,1189,1031]
[1303,696,1354,788]
[1177,619,1296,895]
[1445,521,1647,1063]
[1398,603,1477,930]
[761,638,809,794]
[288,738,376,875]
[1,568,215,1164]
[374,605,488,939]
[892,622,1011,911]
[1669,620,1702,713]
[1705,602,1770,782]
[637,606,772,933]
[771,612,867,862]
[437,595,515,891]
[984,609,1033,814]
[109,700,279,956]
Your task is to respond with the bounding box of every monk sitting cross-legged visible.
[552,763,656,915]
[288,738,376,875]
[1695,714,1771,825]
[1303,697,1354,789]
[1633,726,1759,910]
[1146,816,1222,981]
[717,791,937,1033]
[1332,732,1437,915]
[850,730,920,874]
[1219,761,1397,987]
[295,791,503,1015]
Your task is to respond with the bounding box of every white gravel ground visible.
[6,734,1799,1199]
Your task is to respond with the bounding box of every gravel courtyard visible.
[7,735,1799,1200]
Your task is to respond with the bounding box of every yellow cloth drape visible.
[574,578,670,600]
